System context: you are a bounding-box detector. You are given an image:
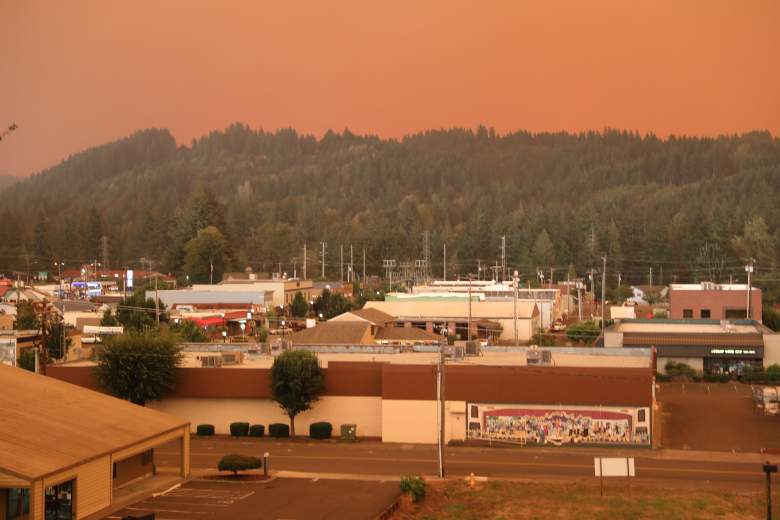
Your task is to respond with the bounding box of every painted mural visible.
[466,403,650,446]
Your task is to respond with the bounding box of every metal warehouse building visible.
[0,364,190,520]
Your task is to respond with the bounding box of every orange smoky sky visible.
[1,0,778,176]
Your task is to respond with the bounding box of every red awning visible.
[186,316,225,328]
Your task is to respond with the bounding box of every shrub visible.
[249,424,265,437]
[268,423,290,438]
[196,424,215,436]
[400,475,426,503]
[309,422,333,439]
[230,422,250,437]
[218,454,262,475]
[665,361,697,381]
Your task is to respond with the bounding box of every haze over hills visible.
[0,175,21,192]
[1,124,778,292]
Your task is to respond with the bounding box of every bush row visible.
[196,421,337,439]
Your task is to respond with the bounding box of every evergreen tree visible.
[531,229,555,268]
[183,226,229,283]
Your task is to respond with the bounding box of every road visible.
[157,436,775,491]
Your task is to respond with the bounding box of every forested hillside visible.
[1,124,779,292]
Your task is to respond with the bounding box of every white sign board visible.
[594,457,635,477]
[126,270,134,288]
[0,339,16,367]
[83,325,125,335]
[306,318,316,329]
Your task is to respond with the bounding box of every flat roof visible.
[0,364,187,481]
[613,319,764,334]
[365,299,537,319]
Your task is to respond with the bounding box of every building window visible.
[6,488,30,520]
[700,309,711,319]
[470,405,479,418]
[682,309,693,318]
[45,480,74,520]
[141,449,154,465]
[637,409,646,423]
[725,309,746,319]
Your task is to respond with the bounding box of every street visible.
[157,436,775,491]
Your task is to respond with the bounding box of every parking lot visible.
[104,478,399,520]
[657,382,779,452]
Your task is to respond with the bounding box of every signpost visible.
[594,457,635,496]
[764,463,777,520]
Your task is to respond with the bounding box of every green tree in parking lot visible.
[94,332,182,405]
[270,350,325,436]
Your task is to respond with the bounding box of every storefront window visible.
[6,488,30,520]
[45,480,74,520]
[704,358,762,376]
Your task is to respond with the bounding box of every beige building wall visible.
[381,399,467,444]
[381,399,438,443]
[150,396,383,437]
[763,334,780,367]
[31,455,112,520]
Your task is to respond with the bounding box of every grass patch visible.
[395,480,776,520]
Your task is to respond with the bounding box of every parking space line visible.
[126,506,211,515]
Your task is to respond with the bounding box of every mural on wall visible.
[466,403,650,446]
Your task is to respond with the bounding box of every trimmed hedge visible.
[218,454,262,475]
[249,424,265,437]
[309,422,333,439]
[268,423,290,438]
[230,422,250,437]
[196,424,215,436]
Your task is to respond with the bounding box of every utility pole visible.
[437,341,446,478]
[467,275,473,341]
[154,274,160,326]
[477,259,481,281]
[601,256,607,337]
[746,259,755,320]
[303,243,307,280]
[340,244,344,282]
[649,267,653,288]
[362,248,366,285]
[500,235,506,282]
[549,267,554,286]
[321,242,326,279]
[513,270,519,346]
[577,281,584,321]
[443,244,447,281]
[350,244,354,283]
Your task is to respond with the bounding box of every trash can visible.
[340,424,357,441]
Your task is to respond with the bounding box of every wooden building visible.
[0,364,189,520]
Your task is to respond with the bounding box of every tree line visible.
[1,124,779,299]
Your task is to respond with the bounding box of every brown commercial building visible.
[669,282,762,321]
[0,364,189,520]
[48,361,654,449]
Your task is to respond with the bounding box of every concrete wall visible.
[149,396,383,438]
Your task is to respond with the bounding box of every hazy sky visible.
[1,0,778,176]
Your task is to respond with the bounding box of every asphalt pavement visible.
[156,436,776,492]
